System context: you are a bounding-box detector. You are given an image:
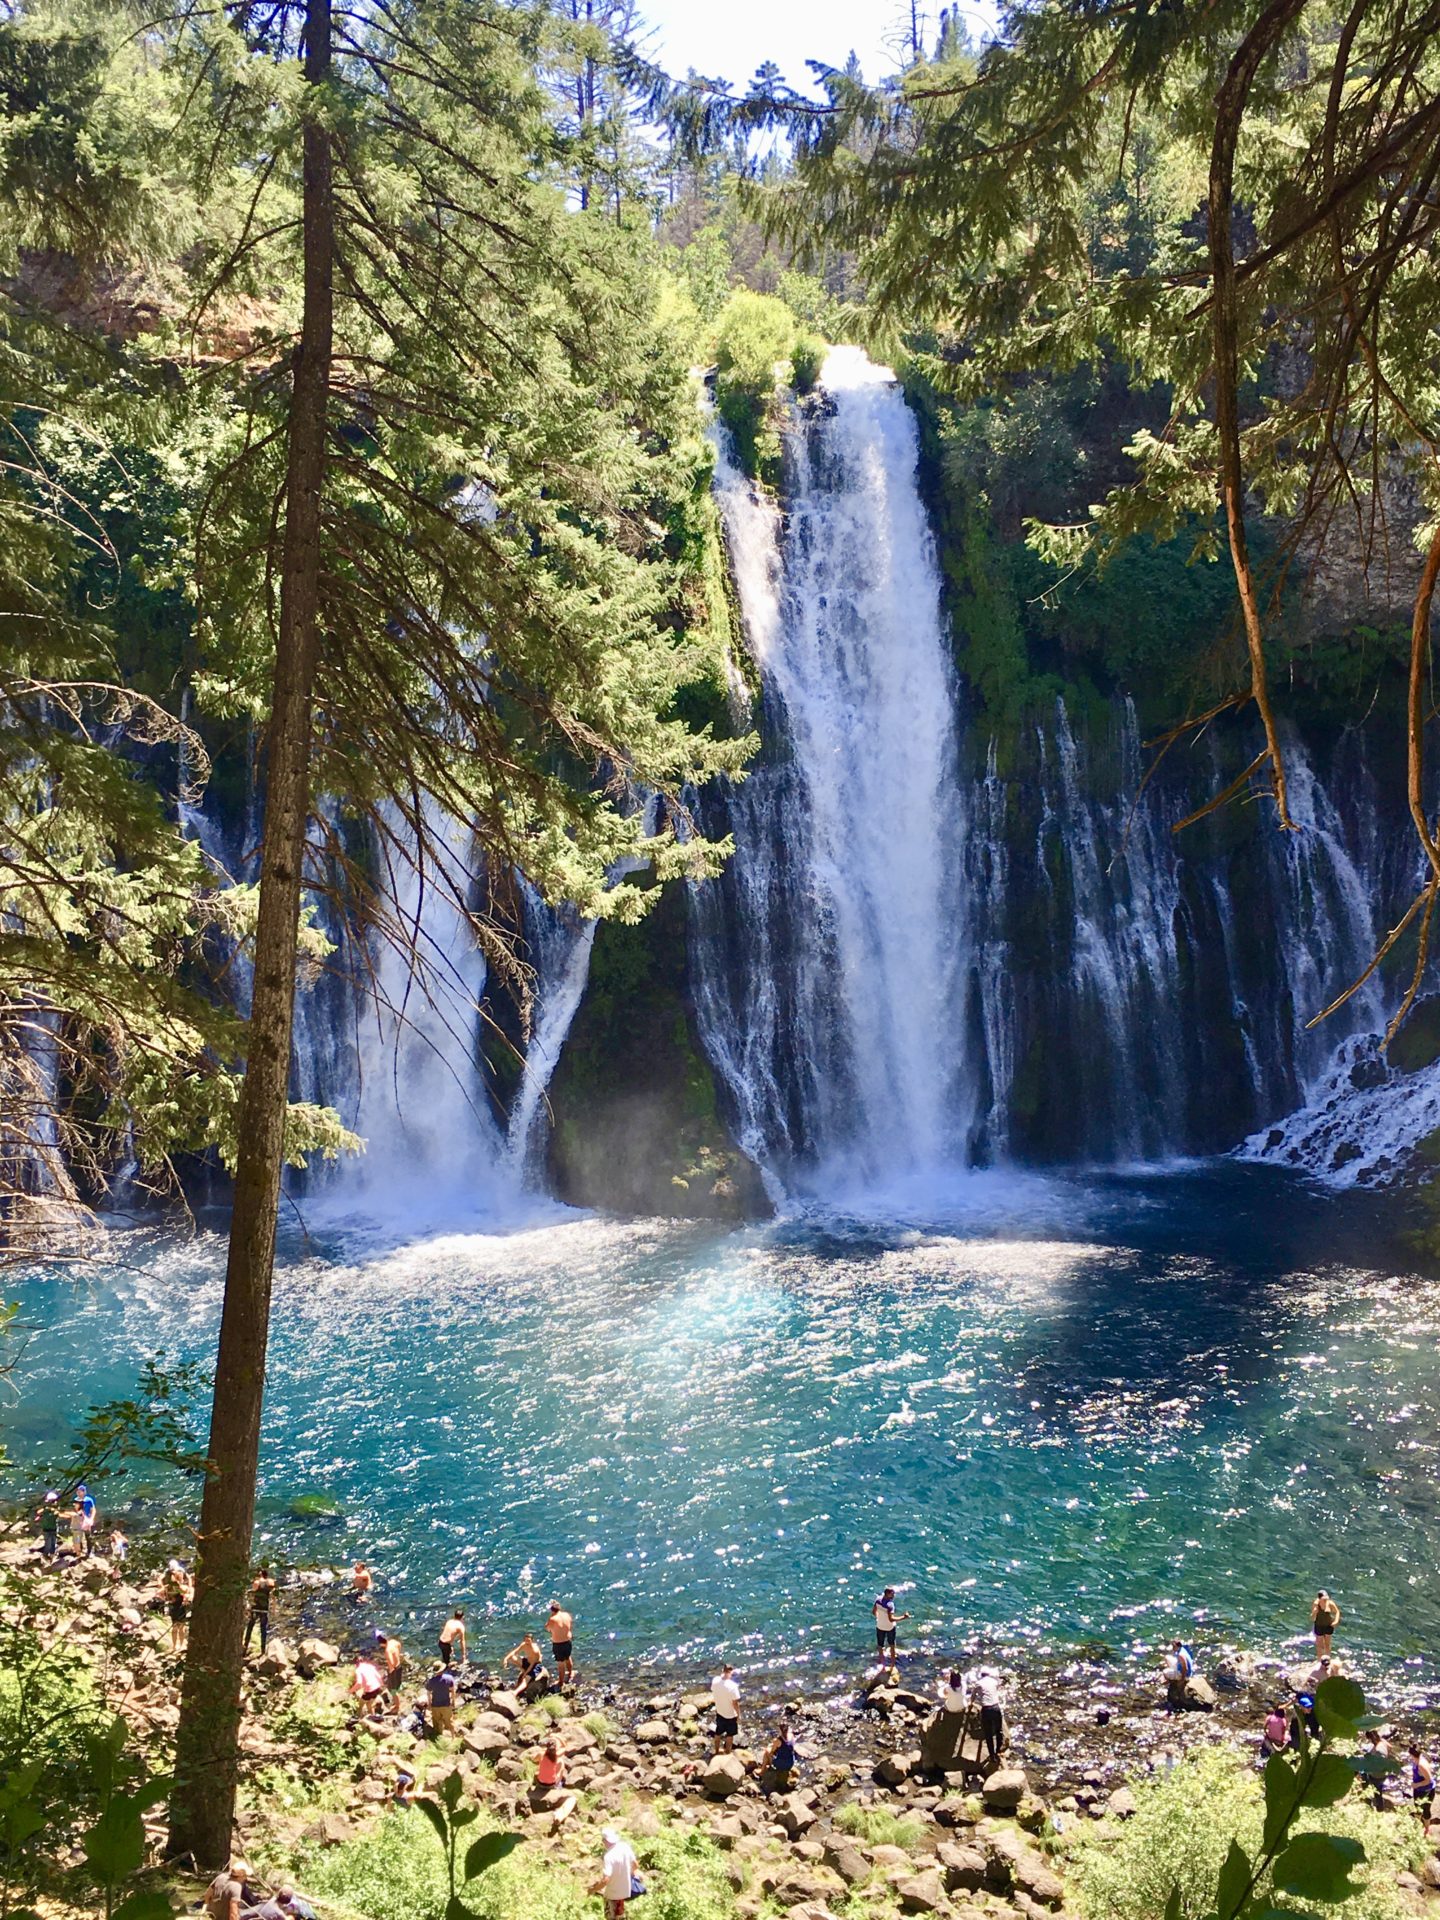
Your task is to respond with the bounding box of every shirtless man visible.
[438,1608,467,1669]
[546,1599,575,1686]
[503,1629,548,1698]
[1311,1590,1341,1658]
[351,1560,374,1602]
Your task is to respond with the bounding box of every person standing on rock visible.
[547,1599,575,1687]
[76,1485,97,1556]
[36,1493,59,1563]
[350,1652,389,1717]
[246,1562,277,1653]
[423,1661,457,1735]
[377,1626,405,1703]
[873,1588,910,1671]
[590,1826,639,1920]
[968,1666,1004,1766]
[163,1560,191,1654]
[1311,1590,1340,1658]
[438,1607,467,1669]
[710,1662,742,1754]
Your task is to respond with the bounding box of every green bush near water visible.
[1065,1747,1426,1920]
[298,1807,740,1920]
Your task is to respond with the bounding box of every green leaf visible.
[1272,1832,1364,1901]
[444,1900,478,1920]
[1216,1838,1251,1917]
[1301,1754,1358,1808]
[83,1802,145,1884]
[1262,1753,1300,1852]
[113,1891,176,1920]
[464,1832,523,1880]
[439,1770,466,1813]
[1314,1676,1364,1735]
[451,1806,478,1830]
[414,1798,448,1849]
[1350,1749,1394,1779]
[1164,1891,1182,1920]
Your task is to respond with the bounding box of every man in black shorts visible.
[872,1587,910,1671]
[547,1600,575,1687]
[710,1662,741,1753]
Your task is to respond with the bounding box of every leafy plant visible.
[412,1770,522,1920]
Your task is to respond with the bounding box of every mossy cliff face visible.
[545,883,770,1220]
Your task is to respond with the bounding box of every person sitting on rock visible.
[756,1721,798,1794]
[1162,1640,1196,1710]
[243,1882,316,1920]
[1260,1702,1290,1759]
[529,1737,577,1824]
[503,1629,549,1700]
[937,1668,968,1715]
[204,1859,250,1920]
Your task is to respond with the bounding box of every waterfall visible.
[692,348,976,1195]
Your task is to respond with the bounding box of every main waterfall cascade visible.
[692,346,1440,1192]
[693,348,979,1195]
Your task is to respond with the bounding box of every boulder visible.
[981,1768,1027,1810]
[635,1719,671,1745]
[1183,1675,1217,1711]
[487,1690,523,1721]
[1104,1787,1137,1820]
[821,1841,870,1885]
[302,1813,353,1847]
[774,1793,818,1839]
[876,1751,917,1787]
[1013,1854,1067,1909]
[893,1689,934,1716]
[296,1637,340,1675]
[472,1710,512,1736]
[896,1867,951,1912]
[253,1645,294,1680]
[702,1754,748,1800]
[936,1843,987,1893]
[462,1727,511,1762]
[709,1815,745,1848]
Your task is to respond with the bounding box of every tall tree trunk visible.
[167,0,333,1869]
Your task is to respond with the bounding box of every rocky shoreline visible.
[10,1524,1440,1919]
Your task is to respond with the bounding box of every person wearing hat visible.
[203,1858,249,1919]
[589,1826,639,1919]
[35,1493,59,1563]
[423,1661,458,1735]
[968,1666,1005,1766]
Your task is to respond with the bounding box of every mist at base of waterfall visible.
[9,1162,1439,1706]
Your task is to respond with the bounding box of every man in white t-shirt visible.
[967,1666,1004,1765]
[590,1826,639,1919]
[873,1587,911,1671]
[710,1662,741,1753]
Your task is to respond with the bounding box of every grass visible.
[298,1807,742,1920]
[1065,1746,1428,1920]
[832,1803,928,1850]
[581,1711,613,1742]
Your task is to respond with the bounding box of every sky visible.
[635,0,991,93]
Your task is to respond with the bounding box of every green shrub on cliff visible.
[1066,1746,1423,1920]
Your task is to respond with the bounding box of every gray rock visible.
[702,1753,748,1799]
[1104,1786,1137,1820]
[774,1793,818,1839]
[635,1719,671,1744]
[488,1690,522,1720]
[296,1637,340,1674]
[462,1727,511,1761]
[822,1841,870,1886]
[896,1867,951,1912]
[936,1842,988,1893]
[981,1767,1027,1810]
[473,1710,512,1736]
[876,1751,917,1786]
[1183,1675,1217,1711]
